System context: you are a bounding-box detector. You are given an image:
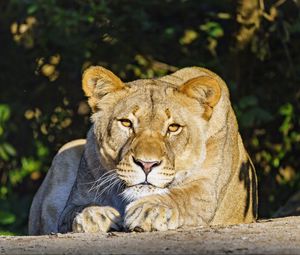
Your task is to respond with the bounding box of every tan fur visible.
[29,66,257,235]
[179,76,221,120]
[82,66,125,112]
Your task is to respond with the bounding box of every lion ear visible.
[179,76,221,120]
[82,66,126,111]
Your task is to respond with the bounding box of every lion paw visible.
[72,206,121,233]
[124,198,180,232]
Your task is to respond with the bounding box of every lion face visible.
[82,66,221,201]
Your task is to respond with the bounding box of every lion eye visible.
[120,119,132,128]
[168,124,181,133]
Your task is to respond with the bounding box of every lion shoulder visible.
[28,139,86,235]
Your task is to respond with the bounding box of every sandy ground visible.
[0,216,299,255]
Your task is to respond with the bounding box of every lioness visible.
[28,66,257,235]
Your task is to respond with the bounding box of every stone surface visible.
[0,216,299,255]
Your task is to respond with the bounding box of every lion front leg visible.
[124,182,217,232]
[124,195,182,232]
[72,206,122,233]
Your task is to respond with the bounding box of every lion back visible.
[28,139,85,235]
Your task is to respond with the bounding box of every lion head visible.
[82,66,224,202]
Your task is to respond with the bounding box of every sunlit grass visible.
[0,230,17,236]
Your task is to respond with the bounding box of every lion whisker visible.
[94,176,121,200]
[79,169,117,186]
[89,173,117,193]
[92,172,119,196]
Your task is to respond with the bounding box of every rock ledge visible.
[1,216,299,255]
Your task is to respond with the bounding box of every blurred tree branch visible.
[235,0,286,50]
[235,0,261,50]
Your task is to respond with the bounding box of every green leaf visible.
[0,186,8,199]
[2,143,16,157]
[0,146,9,161]
[36,141,49,158]
[21,157,41,173]
[8,169,23,185]
[273,158,280,168]
[0,211,16,225]
[279,103,293,116]
[200,21,224,38]
[27,5,38,15]
[0,105,10,123]
[87,16,94,23]
[164,27,175,36]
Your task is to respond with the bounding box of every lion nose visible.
[132,157,161,175]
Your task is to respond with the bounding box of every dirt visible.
[0,216,299,255]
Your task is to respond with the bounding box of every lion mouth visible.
[127,180,171,189]
[120,183,169,202]
[137,181,154,186]
[126,181,156,188]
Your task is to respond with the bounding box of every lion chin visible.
[121,184,169,202]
